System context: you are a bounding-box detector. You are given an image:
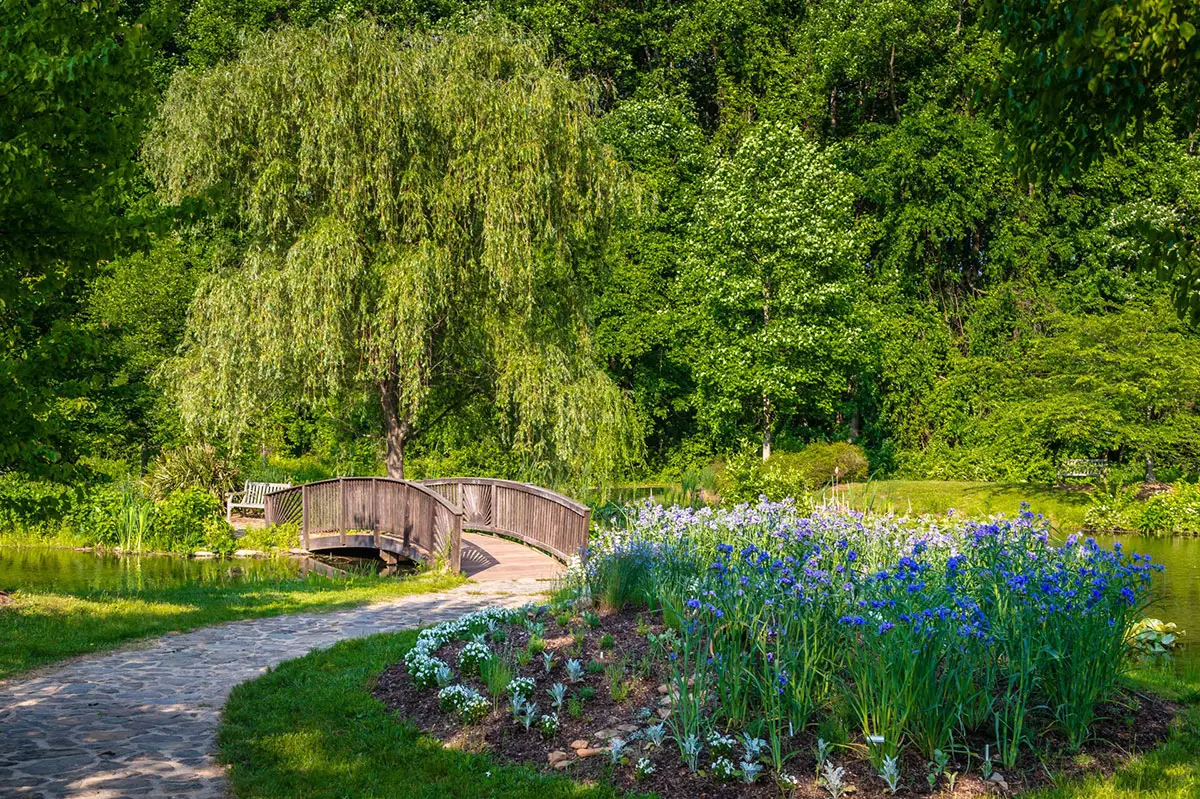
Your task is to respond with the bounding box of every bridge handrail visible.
[419,477,591,515]
[265,478,464,571]
[419,477,590,562]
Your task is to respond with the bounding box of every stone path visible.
[0,578,557,799]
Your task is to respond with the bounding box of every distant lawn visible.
[0,570,464,679]
[821,480,1094,532]
[219,631,1199,799]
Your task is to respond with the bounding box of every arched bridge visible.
[263,477,590,575]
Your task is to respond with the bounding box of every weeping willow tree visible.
[144,20,641,484]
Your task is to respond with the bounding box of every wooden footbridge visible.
[263,477,590,574]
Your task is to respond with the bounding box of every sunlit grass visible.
[0,571,464,678]
[822,480,1093,531]
[219,631,635,799]
[1025,662,1200,798]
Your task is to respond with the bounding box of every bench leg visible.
[226,498,233,524]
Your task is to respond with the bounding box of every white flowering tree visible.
[684,123,863,459]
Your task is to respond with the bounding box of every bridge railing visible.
[265,478,463,571]
[420,477,590,562]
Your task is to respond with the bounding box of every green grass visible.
[1026,662,1200,798]
[219,632,1200,799]
[0,571,464,679]
[219,631,632,799]
[821,480,1094,531]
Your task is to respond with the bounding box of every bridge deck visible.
[460,532,566,582]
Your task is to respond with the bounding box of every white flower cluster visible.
[404,606,516,690]
[457,640,492,673]
[438,684,489,723]
[710,756,738,780]
[507,676,536,699]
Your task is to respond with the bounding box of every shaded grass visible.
[0,571,464,679]
[219,631,635,799]
[1026,662,1200,798]
[219,631,1200,799]
[822,480,1094,531]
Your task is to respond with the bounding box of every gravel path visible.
[0,580,550,799]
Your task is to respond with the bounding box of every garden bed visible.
[374,603,1178,798]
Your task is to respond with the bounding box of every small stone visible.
[656,708,671,719]
[233,549,263,558]
[616,724,638,733]
[658,697,671,706]
[989,772,1009,791]
[594,729,616,739]
[192,551,216,559]
[569,740,589,750]
[576,747,609,759]
[548,751,569,765]
[656,684,669,695]
[553,759,570,770]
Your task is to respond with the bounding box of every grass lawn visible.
[821,480,1095,532]
[219,631,1200,799]
[0,570,464,679]
[219,631,629,799]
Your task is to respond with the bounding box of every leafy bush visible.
[237,523,299,552]
[1084,482,1200,536]
[152,488,235,553]
[723,441,868,502]
[146,443,239,501]
[0,474,80,533]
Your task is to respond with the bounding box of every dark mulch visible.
[372,607,1178,798]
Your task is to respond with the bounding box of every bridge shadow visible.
[459,538,500,579]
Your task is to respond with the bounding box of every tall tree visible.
[981,0,1200,321]
[683,123,862,460]
[0,0,160,473]
[144,20,640,484]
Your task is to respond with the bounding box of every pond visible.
[1090,533,1200,667]
[0,546,312,595]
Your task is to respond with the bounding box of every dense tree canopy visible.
[4,0,1200,490]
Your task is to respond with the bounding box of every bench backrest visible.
[243,482,293,504]
[1059,458,1108,478]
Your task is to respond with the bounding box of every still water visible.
[0,546,308,594]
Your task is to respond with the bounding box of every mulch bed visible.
[372,606,1179,797]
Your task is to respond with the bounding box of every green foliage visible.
[0,0,162,474]
[722,442,863,504]
[144,18,641,486]
[684,123,863,458]
[153,488,234,554]
[237,523,300,552]
[1085,483,1200,536]
[0,474,80,534]
[146,443,240,501]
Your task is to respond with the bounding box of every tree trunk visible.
[762,392,774,462]
[380,381,410,479]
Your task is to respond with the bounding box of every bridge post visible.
[371,477,380,550]
[301,485,309,550]
[339,478,347,546]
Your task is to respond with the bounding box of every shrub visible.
[146,443,239,501]
[237,522,299,552]
[152,488,233,553]
[0,474,81,534]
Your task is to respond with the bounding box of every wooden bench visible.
[226,481,292,522]
[1057,458,1108,482]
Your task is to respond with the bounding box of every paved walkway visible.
[0,576,558,799]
